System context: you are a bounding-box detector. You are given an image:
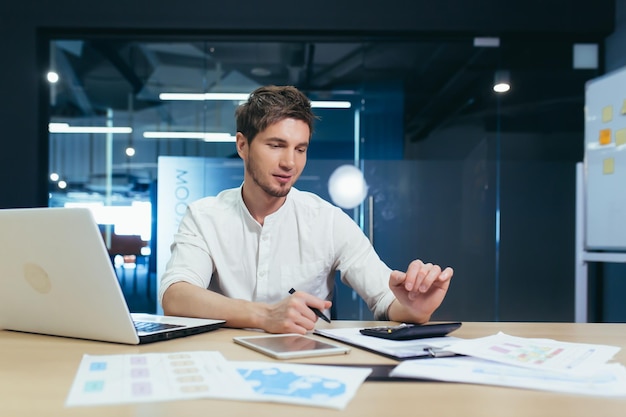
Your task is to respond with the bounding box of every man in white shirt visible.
[160,85,453,334]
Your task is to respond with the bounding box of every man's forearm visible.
[161,281,268,329]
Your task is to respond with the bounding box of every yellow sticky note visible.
[622,99,626,115]
[599,128,612,145]
[603,105,613,122]
[616,128,626,146]
[603,158,615,175]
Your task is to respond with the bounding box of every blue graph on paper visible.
[237,367,346,399]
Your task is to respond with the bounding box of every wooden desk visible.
[2,321,626,417]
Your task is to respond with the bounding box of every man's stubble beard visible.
[246,157,292,198]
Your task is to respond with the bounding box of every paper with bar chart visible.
[445,332,620,372]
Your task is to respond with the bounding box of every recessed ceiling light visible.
[493,70,511,93]
[493,83,511,93]
[47,71,59,83]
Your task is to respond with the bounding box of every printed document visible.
[66,351,251,407]
[314,327,458,359]
[390,332,626,396]
[446,332,620,372]
[390,357,626,397]
[66,351,370,409]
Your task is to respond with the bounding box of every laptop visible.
[0,207,225,344]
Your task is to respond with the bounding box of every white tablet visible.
[233,333,351,359]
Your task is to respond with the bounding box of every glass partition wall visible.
[46,36,597,320]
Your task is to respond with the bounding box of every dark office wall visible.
[606,0,626,71]
[498,162,576,321]
[0,0,615,208]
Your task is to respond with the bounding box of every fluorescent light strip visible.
[158,93,351,108]
[143,131,236,142]
[473,37,501,48]
[49,123,132,134]
[310,101,352,109]
[159,93,249,101]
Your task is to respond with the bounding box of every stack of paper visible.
[390,332,626,396]
[66,351,371,409]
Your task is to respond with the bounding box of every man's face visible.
[237,118,310,198]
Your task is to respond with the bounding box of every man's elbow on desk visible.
[161,282,255,329]
[161,282,203,317]
[161,282,181,316]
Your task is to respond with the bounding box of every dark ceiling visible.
[49,35,601,145]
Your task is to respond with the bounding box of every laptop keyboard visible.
[134,321,184,333]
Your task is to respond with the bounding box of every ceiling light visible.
[474,37,500,48]
[159,93,351,108]
[493,70,511,93]
[159,93,250,101]
[49,123,132,134]
[143,131,236,142]
[311,101,352,109]
[493,83,510,93]
[47,71,59,83]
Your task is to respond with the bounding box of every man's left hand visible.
[388,259,453,323]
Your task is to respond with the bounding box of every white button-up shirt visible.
[159,186,395,319]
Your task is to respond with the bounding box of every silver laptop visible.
[0,207,225,344]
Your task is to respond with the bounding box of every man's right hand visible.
[261,290,332,334]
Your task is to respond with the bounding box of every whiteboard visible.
[584,66,626,250]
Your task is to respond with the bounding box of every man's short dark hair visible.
[235,85,316,142]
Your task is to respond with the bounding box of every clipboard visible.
[314,325,462,361]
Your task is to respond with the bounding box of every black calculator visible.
[359,322,462,341]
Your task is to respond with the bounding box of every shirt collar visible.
[236,184,297,226]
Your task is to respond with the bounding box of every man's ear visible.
[235,132,247,159]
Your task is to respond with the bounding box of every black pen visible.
[288,288,331,323]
